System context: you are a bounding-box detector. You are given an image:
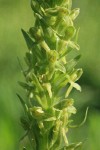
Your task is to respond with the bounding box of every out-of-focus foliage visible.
[0,0,100,150]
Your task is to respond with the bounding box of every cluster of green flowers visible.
[18,0,83,149]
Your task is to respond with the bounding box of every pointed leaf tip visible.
[16,93,28,112]
[21,29,35,50]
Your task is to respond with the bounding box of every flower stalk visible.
[18,0,84,149]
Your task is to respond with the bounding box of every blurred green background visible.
[0,0,100,149]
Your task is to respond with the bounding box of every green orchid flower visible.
[17,0,87,149]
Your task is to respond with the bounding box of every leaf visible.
[18,81,28,89]
[20,131,28,142]
[16,94,28,112]
[21,29,35,50]
[20,117,30,131]
[18,81,34,90]
[17,57,26,77]
[37,14,49,28]
[25,52,34,67]
[31,0,42,17]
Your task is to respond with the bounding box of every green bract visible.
[18,0,84,149]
